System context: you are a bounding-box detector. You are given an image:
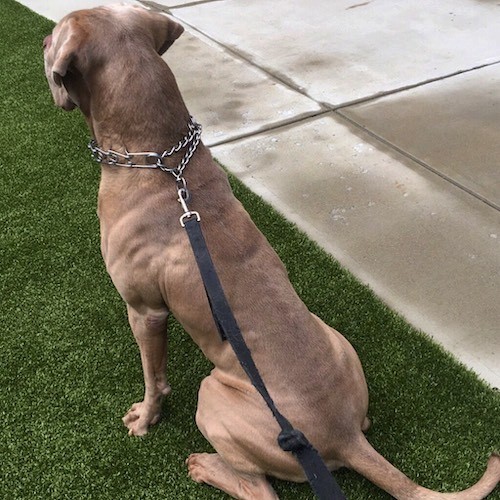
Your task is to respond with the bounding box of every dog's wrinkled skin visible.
[44,5,499,499]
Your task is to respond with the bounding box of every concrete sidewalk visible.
[25,0,500,388]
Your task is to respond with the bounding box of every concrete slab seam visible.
[330,60,500,111]
[207,109,332,147]
[335,110,500,213]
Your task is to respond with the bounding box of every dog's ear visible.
[51,21,85,87]
[44,16,91,111]
[52,38,77,86]
[144,11,184,55]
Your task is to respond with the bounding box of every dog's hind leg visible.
[187,453,279,500]
[122,304,170,436]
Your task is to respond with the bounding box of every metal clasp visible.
[177,182,200,227]
[176,177,189,202]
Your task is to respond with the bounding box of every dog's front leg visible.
[122,304,171,436]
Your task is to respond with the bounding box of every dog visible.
[44,5,499,499]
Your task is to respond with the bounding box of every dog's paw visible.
[186,453,209,483]
[122,402,160,436]
[123,385,171,436]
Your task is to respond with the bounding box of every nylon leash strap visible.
[182,213,346,500]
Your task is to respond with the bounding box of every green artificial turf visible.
[0,1,498,498]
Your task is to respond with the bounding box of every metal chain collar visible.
[88,116,202,226]
[88,116,202,182]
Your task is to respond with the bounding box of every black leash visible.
[179,194,346,500]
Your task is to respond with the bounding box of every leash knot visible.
[278,429,311,453]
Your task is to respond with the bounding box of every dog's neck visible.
[73,53,192,159]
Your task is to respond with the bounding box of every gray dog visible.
[43,5,499,499]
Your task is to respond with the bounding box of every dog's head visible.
[43,4,184,111]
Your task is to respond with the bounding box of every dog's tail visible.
[343,434,499,499]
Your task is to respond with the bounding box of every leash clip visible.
[178,183,200,227]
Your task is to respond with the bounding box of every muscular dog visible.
[43,5,499,499]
